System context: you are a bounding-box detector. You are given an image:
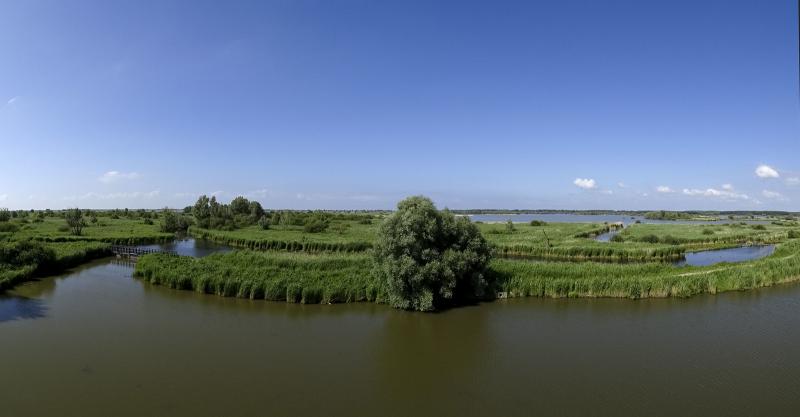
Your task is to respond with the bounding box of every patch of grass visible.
[135,251,382,303]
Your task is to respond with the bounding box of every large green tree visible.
[372,196,493,311]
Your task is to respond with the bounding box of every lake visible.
[1,239,799,416]
[470,213,770,225]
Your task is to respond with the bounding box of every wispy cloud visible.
[99,171,140,184]
[682,188,749,200]
[786,177,800,186]
[6,96,18,105]
[617,182,627,188]
[721,184,734,191]
[755,165,779,178]
[762,190,787,201]
[573,178,597,190]
[656,186,674,193]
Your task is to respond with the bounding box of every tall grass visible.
[492,240,800,298]
[0,241,111,291]
[135,251,383,303]
[189,226,373,253]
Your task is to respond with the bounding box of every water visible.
[2,241,799,416]
[136,238,232,257]
[677,245,776,267]
[470,213,770,225]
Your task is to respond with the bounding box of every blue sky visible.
[1,0,798,210]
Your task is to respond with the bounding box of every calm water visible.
[2,241,800,417]
[677,245,776,267]
[470,213,770,225]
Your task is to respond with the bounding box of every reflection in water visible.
[2,239,800,416]
[0,295,47,322]
[677,245,776,267]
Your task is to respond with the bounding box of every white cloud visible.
[682,188,749,200]
[786,177,800,186]
[99,171,140,183]
[600,190,613,195]
[573,178,597,190]
[762,190,787,200]
[721,184,734,191]
[755,165,779,178]
[7,96,18,105]
[656,186,674,193]
[617,182,627,188]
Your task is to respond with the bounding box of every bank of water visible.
[471,213,770,225]
[677,245,776,267]
[2,244,800,416]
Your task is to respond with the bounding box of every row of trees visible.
[193,195,265,230]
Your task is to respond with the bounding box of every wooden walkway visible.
[110,245,177,260]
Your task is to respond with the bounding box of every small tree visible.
[0,208,10,222]
[258,215,270,230]
[372,196,493,312]
[65,208,86,236]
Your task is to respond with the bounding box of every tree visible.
[372,196,493,312]
[65,208,86,236]
[193,195,211,228]
[160,208,191,233]
[230,196,250,216]
[257,215,270,230]
[0,208,10,222]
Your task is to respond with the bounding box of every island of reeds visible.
[2,198,800,311]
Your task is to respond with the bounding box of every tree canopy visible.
[372,196,493,311]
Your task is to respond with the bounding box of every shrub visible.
[372,196,493,311]
[0,223,19,233]
[752,224,767,230]
[258,215,271,230]
[640,234,660,244]
[788,230,800,239]
[529,220,546,226]
[65,208,86,236]
[702,229,714,235]
[0,208,10,222]
[610,234,625,243]
[160,208,191,233]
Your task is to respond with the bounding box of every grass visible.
[0,241,111,291]
[618,223,787,247]
[135,251,382,303]
[492,239,800,298]
[9,217,174,244]
[188,220,376,253]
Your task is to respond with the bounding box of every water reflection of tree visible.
[0,295,47,322]
[367,304,492,415]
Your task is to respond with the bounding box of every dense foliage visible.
[65,208,86,235]
[193,195,265,230]
[372,196,493,311]
[159,208,192,233]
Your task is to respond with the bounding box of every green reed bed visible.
[1,241,111,291]
[493,244,685,262]
[11,218,174,245]
[135,251,382,304]
[492,240,800,299]
[188,224,374,253]
[618,223,788,246]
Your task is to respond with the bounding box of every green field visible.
[8,217,174,244]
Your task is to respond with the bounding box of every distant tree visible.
[372,196,493,312]
[505,220,515,233]
[193,195,211,228]
[64,208,86,236]
[257,215,270,230]
[160,208,191,233]
[249,201,265,221]
[0,208,10,222]
[230,196,251,216]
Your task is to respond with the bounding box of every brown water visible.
[2,257,800,416]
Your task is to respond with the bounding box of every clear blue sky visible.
[1,0,798,210]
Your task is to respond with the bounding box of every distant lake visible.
[469,213,770,225]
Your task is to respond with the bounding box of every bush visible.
[788,230,800,239]
[0,208,10,222]
[640,234,660,244]
[702,229,714,235]
[160,208,191,233]
[372,196,493,311]
[64,208,86,236]
[303,217,329,233]
[258,215,271,230]
[610,234,625,243]
[752,224,767,230]
[529,220,546,226]
[0,223,19,233]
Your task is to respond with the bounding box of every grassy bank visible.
[8,218,174,244]
[1,241,111,291]
[493,239,800,298]
[188,222,375,253]
[135,251,381,303]
[134,238,800,303]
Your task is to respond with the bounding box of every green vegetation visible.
[493,239,800,298]
[135,251,379,303]
[372,196,493,311]
[643,211,719,221]
[618,223,786,247]
[1,240,110,291]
